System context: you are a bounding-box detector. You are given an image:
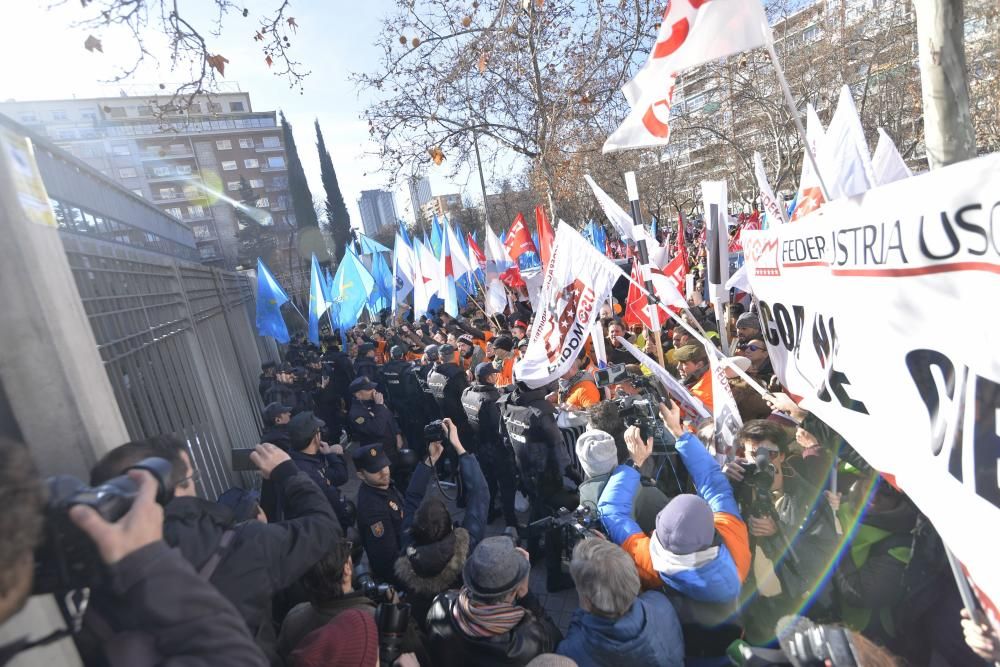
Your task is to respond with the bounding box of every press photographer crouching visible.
[598,402,751,662]
[0,435,267,666]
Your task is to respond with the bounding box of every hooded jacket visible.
[162,461,340,632]
[598,432,750,602]
[557,590,684,667]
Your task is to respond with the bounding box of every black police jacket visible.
[263,382,298,412]
[379,359,415,410]
[356,482,405,584]
[497,385,571,486]
[425,590,562,667]
[354,355,379,385]
[427,362,469,419]
[162,461,339,633]
[461,383,502,451]
[347,400,400,454]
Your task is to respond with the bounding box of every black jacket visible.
[162,461,340,632]
[356,482,405,584]
[425,590,562,667]
[260,423,291,451]
[288,448,352,527]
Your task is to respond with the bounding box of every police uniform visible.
[347,377,402,462]
[462,363,518,526]
[380,353,428,456]
[354,445,405,584]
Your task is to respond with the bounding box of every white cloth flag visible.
[605,0,769,152]
[484,224,514,278]
[443,219,473,280]
[725,264,752,293]
[412,238,439,318]
[391,234,415,314]
[821,85,876,201]
[708,352,744,462]
[617,337,710,419]
[753,151,789,225]
[871,128,913,186]
[584,175,652,243]
[514,223,624,389]
[790,105,827,221]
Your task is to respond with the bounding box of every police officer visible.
[286,411,354,529]
[498,378,580,588]
[426,344,471,441]
[462,362,518,527]
[347,376,404,465]
[264,363,299,411]
[260,402,292,451]
[380,345,427,456]
[354,342,380,390]
[353,444,404,584]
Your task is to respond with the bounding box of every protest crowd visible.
[2,0,998,664]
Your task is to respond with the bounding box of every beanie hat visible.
[575,429,618,478]
[290,609,377,667]
[736,312,761,331]
[492,335,515,352]
[654,494,715,555]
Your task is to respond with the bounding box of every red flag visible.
[624,254,688,330]
[676,215,689,269]
[535,205,555,267]
[728,211,761,253]
[504,213,537,260]
[467,232,486,267]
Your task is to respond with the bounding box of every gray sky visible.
[3,0,474,226]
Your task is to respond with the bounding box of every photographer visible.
[394,417,488,630]
[2,434,267,666]
[288,411,354,529]
[556,540,683,667]
[88,436,340,639]
[425,536,562,666]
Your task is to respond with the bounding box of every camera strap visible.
[198,528,239,581]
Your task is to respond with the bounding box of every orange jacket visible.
[690,369,714,413]
[561,379,601,410]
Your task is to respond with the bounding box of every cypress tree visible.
[315,120,352,262]
[279,111,318,234]
[234,176,274,269]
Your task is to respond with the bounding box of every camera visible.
[731,452,777,519]
[423,419,447,444]
[375,601,411,666]
[528,505,601,546]
[728,615,861,666]
[33,457,174,595]
[352,561,395,602]
[594,363,630,387]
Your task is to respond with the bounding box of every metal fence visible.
[60,234,279,499]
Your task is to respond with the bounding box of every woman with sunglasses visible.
[737,338,775,386]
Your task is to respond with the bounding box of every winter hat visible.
[654,494,715,555]
[575,429,618,478]
[736,312,761,331]
[463,536,530,599]
[289,609,377,667]
[492,335,515,352]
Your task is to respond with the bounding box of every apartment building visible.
[357,188,399,236]
[0,90,294,268]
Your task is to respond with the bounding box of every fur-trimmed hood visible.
[394,527,469,597]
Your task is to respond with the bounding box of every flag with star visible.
[256,258,291,344]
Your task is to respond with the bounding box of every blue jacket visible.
[597,432,750,603]
[557,590,684,667]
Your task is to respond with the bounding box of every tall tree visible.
[316,120,353,262]
[234,176,275,269]
[280,111,319,241]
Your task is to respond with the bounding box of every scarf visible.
[451,588,525,638]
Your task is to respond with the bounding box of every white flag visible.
[605,0,769,152]
[821,85,876,200]
[412,237,439,318]
[514,223,624,389]
[443,218,473,280]
[790,105,827,221]
[391,234,415,314]
[484,224,515,279]
[871,128,913,186]
[485,280,507,316]
[753,151,789,225]
[618,337,710,419]
[583,175,652,243]
[708,352,744,462]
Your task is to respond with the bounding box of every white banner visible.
[708,352,744,463]
[742,153,1000,607]
[514,223,624,389]
[754,151,789,226]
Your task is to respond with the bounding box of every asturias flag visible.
[255,258,290,344]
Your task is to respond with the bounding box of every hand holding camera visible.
[251,442,290,479]
[658,400,684,438]
[69,470,163,565]
[440,417,465,455]
[723,461,746,482]
[624,425,653,468]
[426,440,444,467]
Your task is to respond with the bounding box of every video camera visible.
[528,505,602,547]
[33,457,174,595]
[352,561,395,603]
[728,615,861,666]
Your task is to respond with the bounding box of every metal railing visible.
[60,234,279,499]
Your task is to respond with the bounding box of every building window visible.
[183,185,199,198]
[80,110,97,121]
[18,112,38,123]
[193,225,213,241]
[153,166,172,177]
[165,207,184,219]
[119,167,138,179]
[256,197,270,209]
[159,187,177,199]
[221,160,238,171]
[227,180,241,191]
[208,102,223,113]
[216,139,232,150]
[266,156,285,169]
[261,136,280,148]
[111,144,131,156]
[249,178,264,188]
[239,138,254,149]
[188,103,202,114]
[270,175,288,188]
[106,107,127,118]
[176,164,193,176]
[52,110,68,121]
[137,106,153,116]
[244,158,259,169]
[56,129,77,140]
[188,205,205,217]
[230,101,246,112]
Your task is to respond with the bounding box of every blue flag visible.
[398,223,412,248]
[308,254,332,345]
[256,259,290,344]
[330,248,375,334]
[430,215,443,258]
[369,252,393,314]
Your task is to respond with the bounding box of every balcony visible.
[260,164,287,173]
[255,145,284,153]
[146,171,199,183]
[270,203,287,212]
[153,191,208,205]
[139,149,195,161]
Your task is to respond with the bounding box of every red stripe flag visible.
[467,232,486,268]
[504,213,537,261]
[535,205,555,267]
[676,215,689,270]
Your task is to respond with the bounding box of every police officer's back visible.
[463,363,519,527]
[379,345,414,412]
[427,344,470,431]
[353,444,404,584]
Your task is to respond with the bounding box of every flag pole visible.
[624,171,666,369]
[283,299,308,325]
[763,31,832,203]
